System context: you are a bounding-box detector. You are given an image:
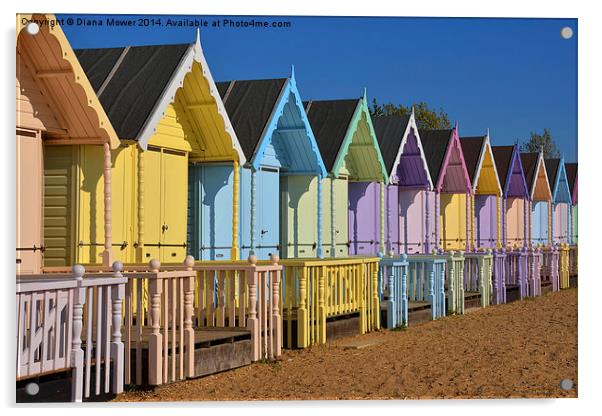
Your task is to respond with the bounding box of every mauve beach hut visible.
[565,162,578,244]
[545,158,572,244]
[305,92,388,257]
[217,69,326,260]
[420,125,473,252]
[460,133,502,249]
[371,111,433,255]
[16,14,119,272]
[492,145,529,248]
[75,31,244,264]
[521,151,552,247]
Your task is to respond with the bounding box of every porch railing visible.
[526,247,542,297]
[492,249,507,304]
[440,251,466,314]
[569,244,578,277]
[505,248,528,299]
[407,254,446,320]
[16,265,127,402]
[464,250,494,308]
[280,257,380,348]
[541,246,560,292]
[558,243,570,289]
[378,253,409,329]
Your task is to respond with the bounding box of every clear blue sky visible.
[58,14,578,162]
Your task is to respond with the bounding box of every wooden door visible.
[258,168,280,259]
[43,146,76,267]
[141,147,162,261]
[161,149,188,262]
[17,130,43,273]
[199,164,233,260]
[281,175,316,258]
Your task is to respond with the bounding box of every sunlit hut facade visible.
[420,125,472,252]
[545,158,572,244]
[216,70,326,260]
[520,151,552,247]
[371,111,433,255]
[460,133,502,249]
[492,145,529,248]
[564,162,577,244]
[75,31,243,264]
[16,14,120,272]
[305,93,388,257]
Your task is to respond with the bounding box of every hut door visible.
[532,201,548,245]
[280,175,317,259]
[43,146,77,267]
[142,147,188,262]
[348,182,379,255]
[161,149,188,262]
[554,202,569,243]
[440,193,466,251]
[475,195,496,248]
[200,164,234,260]
[258,168,280,259]
[17,130,43,273]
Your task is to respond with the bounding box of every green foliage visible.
[519,128,561,158]
[371,99,452,130]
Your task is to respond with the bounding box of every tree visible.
[371,99,452,130]
[519,128,561,158]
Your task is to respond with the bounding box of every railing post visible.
[71,264,86,403]
[246,255,259,361]
[148,259,163,386]
[270,255,282,357]
[401,254,408,326]
[372,260,380,330]
[428,260,436,320]
[110,261,125,394]
[318,265,326,344]
[447,251,456,314]
[297,265,308,348]
[183,256,195,377]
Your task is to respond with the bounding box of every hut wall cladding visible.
[440,193,468,250]
[475,195,497,248]
[281,175,318,259]
[348,181,380,255]
[321,176,349,257]
[505,197,526,246]
[532,201,549,246]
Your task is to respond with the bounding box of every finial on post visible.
[72,264,85,281]
[270,253,279,265]
[149,259,161,272]
[248,254,257,265]
[184,255,195,269]
[112,261,124,273]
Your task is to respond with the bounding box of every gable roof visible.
[544,159,561,191]
[491,146,514,190]
[520,152,540,192]
[217,78,288,160]
[419,129,454,184]
[17,13,119,149]
[304,99,359,172]
[459,136,485,182]
[545,158,571,203]
[565,162,577,201]
[304,94,387,181]
[74,31,244,161]
[492,145,528,197]
[371,114,412,174]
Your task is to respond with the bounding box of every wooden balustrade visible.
[569,244,578,277]
[406,254,446,320]
[526,247,542,297]
[464,251,494,308]
[16,264,127,402]
[378,253,409,329]
[558,243,570,289]
[541,246,560,292]
[441,251,466,314]
[492,249,507,304]
[505,248,528,299]
[280,257,380,349]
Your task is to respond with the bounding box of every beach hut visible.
[545,158,572,244]
[460,133,502,249]
[371,111,433,255]
[492,145,529,248]
[304,93,388,257]
[216,70,326,260]
[16,14,119,272]
[420,125,473,252]
[75,31,244,264]
[565,162,578,244]
[520,151,552,246]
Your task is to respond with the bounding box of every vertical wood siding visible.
[348,182,380,255]
[281,176,317,258]
[532,201,549,246]
[440,193,467,251]
[399,189,434,254]
[475,195,497,248]
[506,197,526,246]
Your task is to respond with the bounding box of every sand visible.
[116,288,577,401]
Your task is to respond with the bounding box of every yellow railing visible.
[559,243,570,289]
[278,257,380,349]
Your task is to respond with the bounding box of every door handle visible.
[261,229,268,235]
[162,224,169,233]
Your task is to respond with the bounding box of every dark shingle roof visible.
[371,114,412,174]
[303,99,360,172]
[216,78,288,160]
[491,146,515,190]
[565,162,577,197]
[459,136,485,182]
[520,152,540,192]
[545,158,561,190]
[418,129,453,183]
[75,43,190,140]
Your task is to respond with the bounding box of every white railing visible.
[16,265,127,402]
